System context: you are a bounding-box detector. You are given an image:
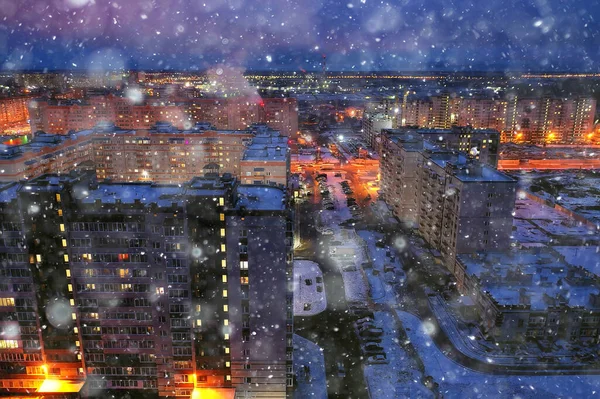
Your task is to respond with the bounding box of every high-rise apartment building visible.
[0,96,33,134]
[400,94,596,144]
[418,151,516,265]
[0,171,293,398]
[361,112,393,152]
[379,128,515,266]
[0,122,290,188]
[30,96,299,137]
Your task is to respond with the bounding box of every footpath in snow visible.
[364,311,433,399]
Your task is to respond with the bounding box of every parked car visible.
[305,279,313,286]
[360,335,383,344]
[359,327,384,337]
[325,204,335,210]
[316,285,323,293]
[342,265,357,272]
[362,344,385,356]
[337,361,346,378]
[334,173,342,177]
[366,354,388,364]
[355,317,374,326]
[321,228,334,235]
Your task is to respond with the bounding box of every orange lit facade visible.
[0,123,289,188]
[30,96,299,137]
[0,96,33,135]
[400,95,597,144]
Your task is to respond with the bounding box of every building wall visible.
[240,160,288,187]
[0,96,32,132]
[226,211,293,398]
[31,96,299,137]
[402,95,597,144]
[417,156,516,266]
[379,134,422,227]
[0,174,292,398]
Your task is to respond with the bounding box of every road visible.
[499,159,600,170]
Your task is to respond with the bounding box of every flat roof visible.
[459,249,600,310]
[429,154,514,183]
[235,185,286,211]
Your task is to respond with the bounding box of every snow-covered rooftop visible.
[458,248,600,310]
[235,185,286,211]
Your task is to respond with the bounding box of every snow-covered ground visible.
[293,334,327,399]
[358,230,406,305]
[293,260,327,317]
[364,311,433,399]
[397,310,600,399]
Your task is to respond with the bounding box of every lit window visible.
[68,284,73,292]
[223,305,228,312]
[66,269,71,277]
[221,259,227,269]
[219,198,225,206]
[221,244,226,252]
[225,361,230,368]
[70,298,74,306]
[0,340,18,349]
[59,224,65,232]
[63,254,69,262]
[196,319,202,327]
[240,261,248,270]
[222,290,228,298]
[222,275,227,283]
[74,327,78,333]
[36,254,42,263]
[226,375,231,381]
[220,213,225,221]
[62,239,67,247]
[225,347,230,354]
[58,209,63,216]
[224,319,229,326]
[55,193,61,202]
[241,276,249,285]
[71,313,77,320]
[220,228,226,237]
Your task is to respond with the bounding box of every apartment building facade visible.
[399,94,596,144]
[29,96,298,137]
[418,152,516,265]
[0,171,293,398]
[0,123,290,188]
[0,96,33,134]
[379,128,515,266]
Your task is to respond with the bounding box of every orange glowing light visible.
[191,387,236,399]
[37,379,84,393]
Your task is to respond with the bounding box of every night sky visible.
[0,0,599,72]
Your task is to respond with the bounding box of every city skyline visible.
[1,0,599,72]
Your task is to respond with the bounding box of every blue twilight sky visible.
[0,0,598,72]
